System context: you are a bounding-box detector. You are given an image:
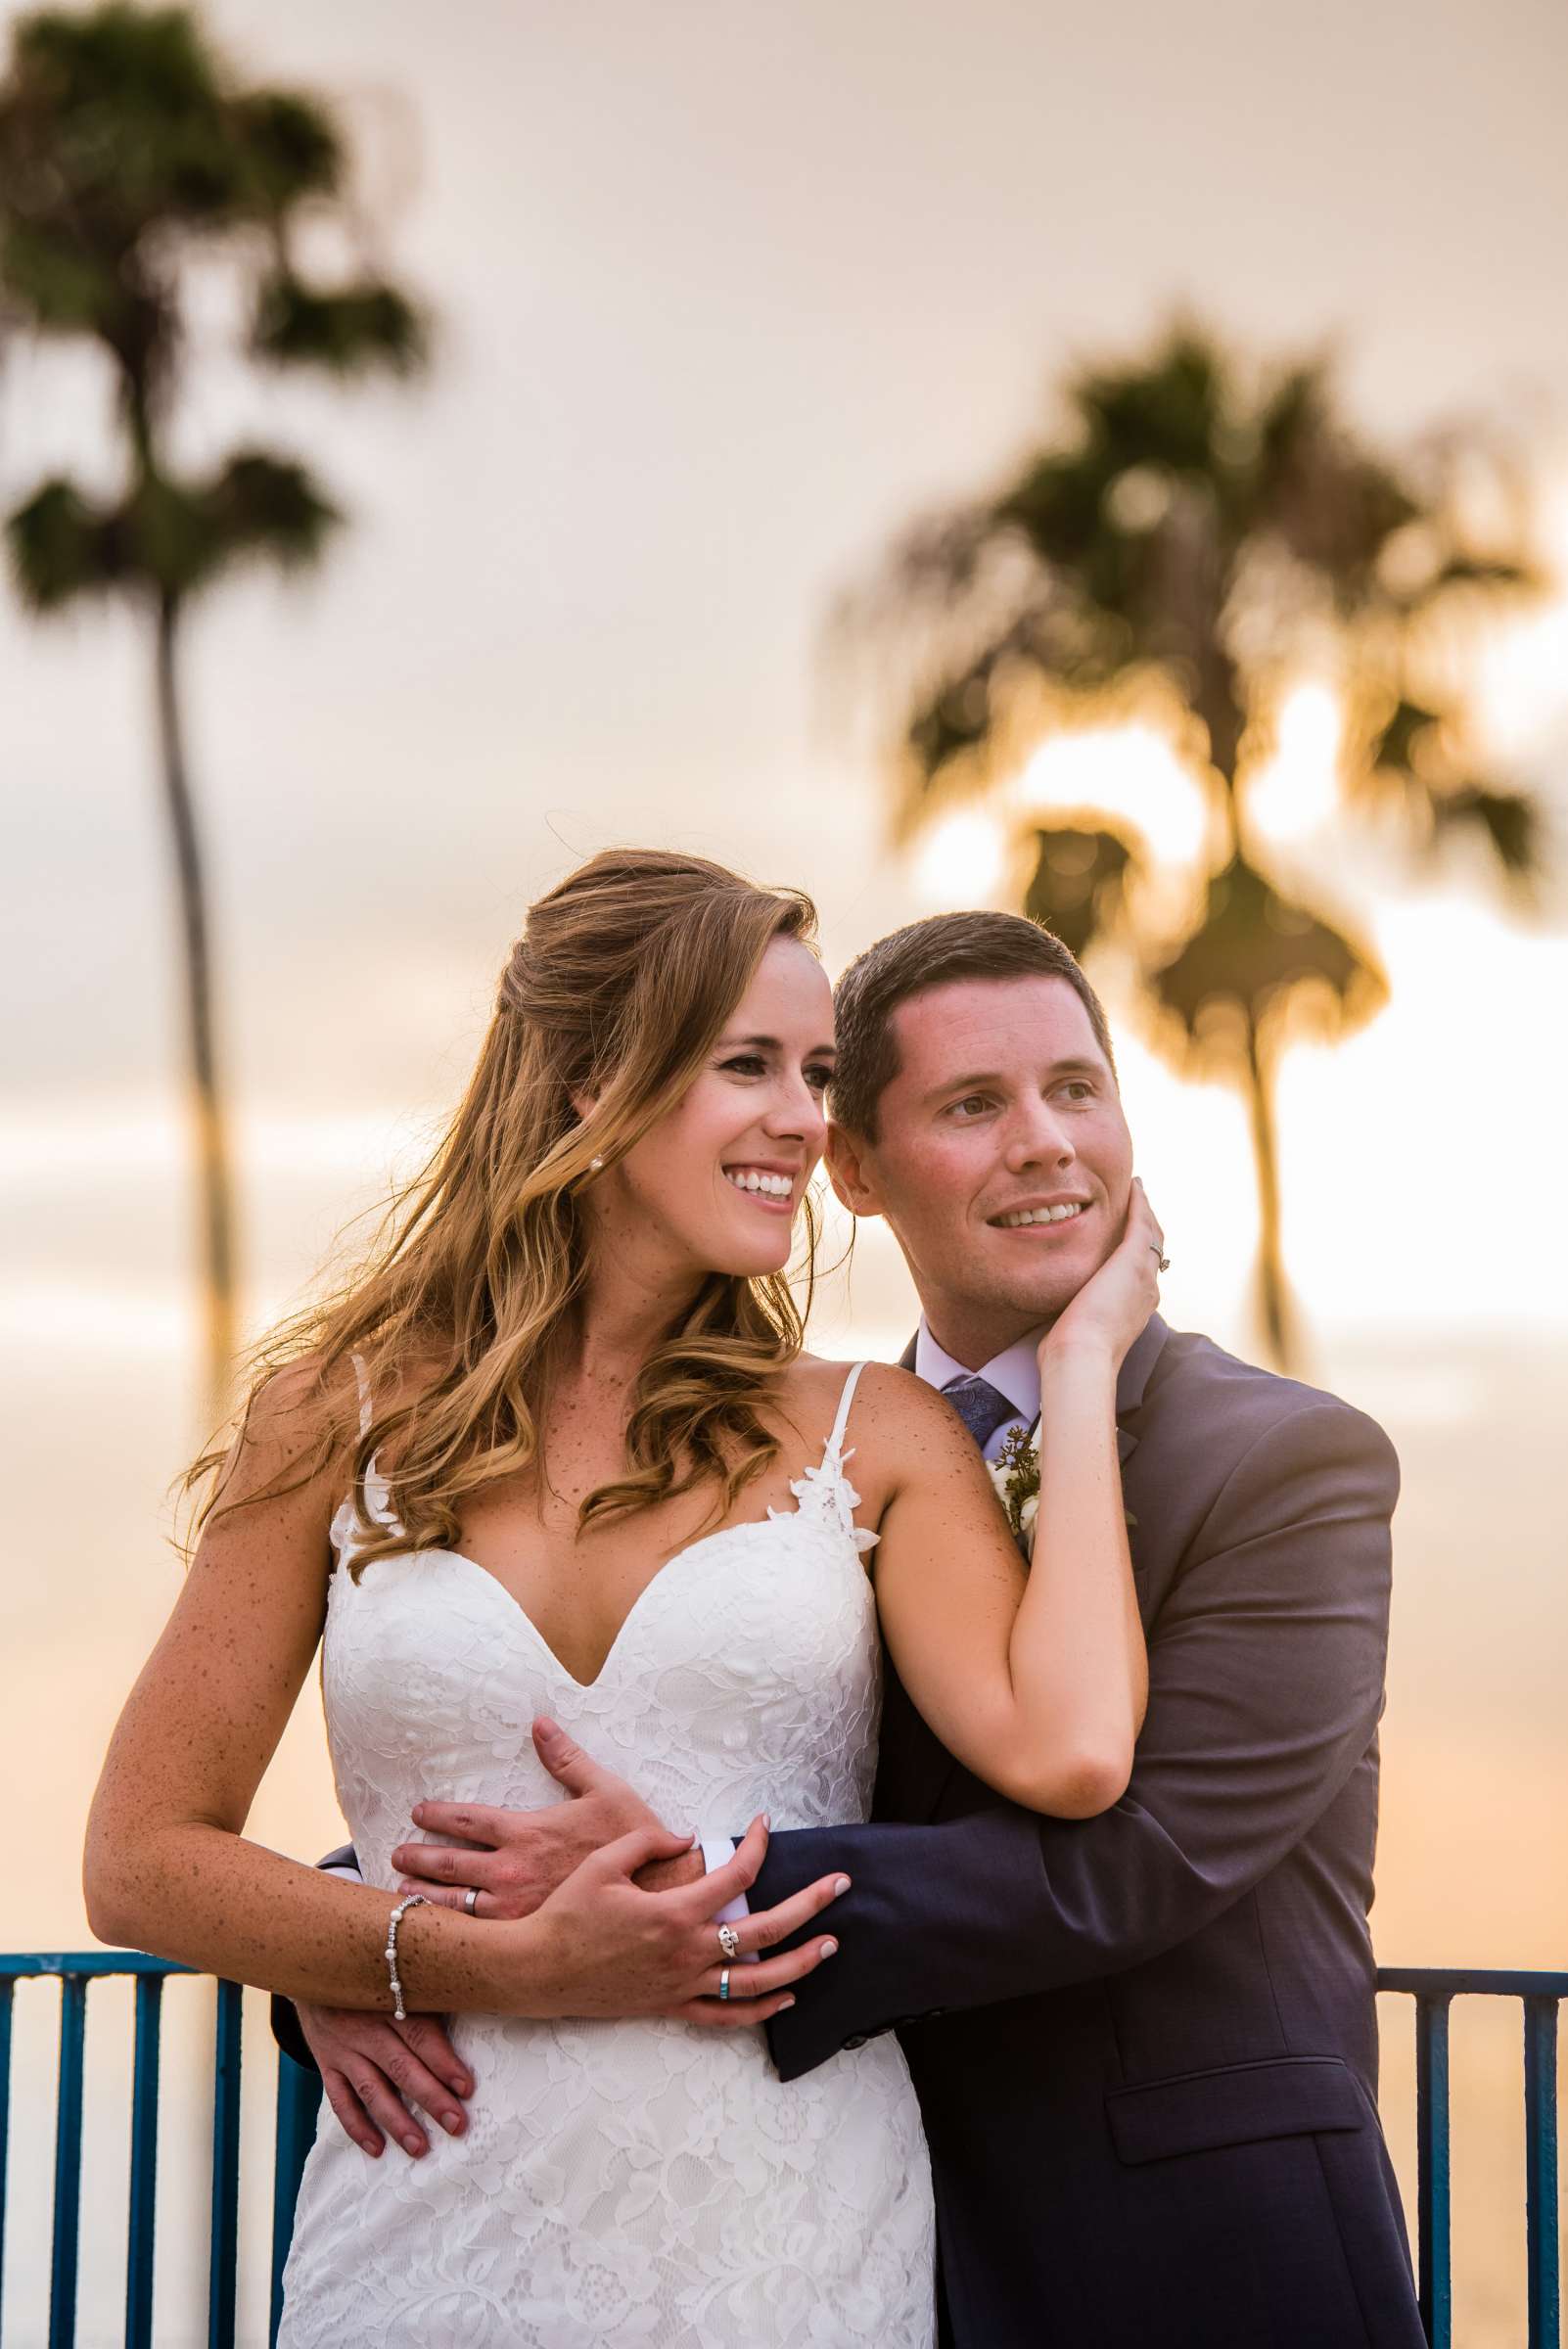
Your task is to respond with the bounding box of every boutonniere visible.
[988,1421,1139,1555]
[987,1422,1040,1544]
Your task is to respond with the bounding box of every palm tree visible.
[835,324,1547,1364]
[0,4,429,1420]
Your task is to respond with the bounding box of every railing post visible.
[0,1955,1558,2344]
[269,2054,322,2345]
[0,1976,13,2307]
[126,1969,165,2349]
[208,1979,243,2349]
[49,1972,87,2349]
[1414,1987,1453,2349]
[1524,1995,1560,2349]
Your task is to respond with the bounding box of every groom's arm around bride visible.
[270,902,1427,2346]
[759,1326,1397,2063]
[748,1314,1423,2349]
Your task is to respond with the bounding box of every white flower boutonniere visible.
[987,1422,1040,1548]
[987,1421,1139,1557]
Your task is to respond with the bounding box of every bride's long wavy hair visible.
[178,849,823,1580]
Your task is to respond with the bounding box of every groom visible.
[279,910,1425,2348]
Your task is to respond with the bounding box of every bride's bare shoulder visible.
[848,1359,970,1440]
[782,1357,966,1451]
[774,1352,856,1417]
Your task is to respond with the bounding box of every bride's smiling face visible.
[597,937,835,1281]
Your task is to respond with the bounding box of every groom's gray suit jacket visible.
[749,1314,1426,2349]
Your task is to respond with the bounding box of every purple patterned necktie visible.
[941,1372,1019,1454]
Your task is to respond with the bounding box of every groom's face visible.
[830,974,1134,1358]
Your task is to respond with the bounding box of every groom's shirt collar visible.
[913,1317,1044,1445]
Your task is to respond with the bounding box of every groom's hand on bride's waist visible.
[294,2003,475,2163]
[388,1719,672,1920]
[300,1800,848,2156]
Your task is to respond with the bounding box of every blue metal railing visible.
[1,1953,1562,2345]
[1377,1967,1567,2349]
[0,1953,321,2348]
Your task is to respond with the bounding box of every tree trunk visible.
[1242,1016,1294,1368]
[153,589,239,1426]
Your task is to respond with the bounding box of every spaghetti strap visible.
[338,1350,406,1543]
[826,1360,867,1458]
[348,1350,373,1438]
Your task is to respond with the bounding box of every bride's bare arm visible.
[865,1193,1162,1819]
[84,1364,840,2020]
[861,1367,1137,1817]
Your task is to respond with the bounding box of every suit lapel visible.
[1115,1310,1169,1464]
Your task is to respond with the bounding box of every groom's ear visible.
[825,1122,883,1219]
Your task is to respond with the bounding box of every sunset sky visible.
[1,3,1564,2335]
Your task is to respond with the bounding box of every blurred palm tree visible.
[836,324,1548,1364]
[0,3,429,1420]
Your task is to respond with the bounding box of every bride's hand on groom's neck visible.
[1038,1177,1165,1378]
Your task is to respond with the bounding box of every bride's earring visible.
[588,1155,604,1174]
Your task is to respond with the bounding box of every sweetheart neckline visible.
[338,1451,873,1692]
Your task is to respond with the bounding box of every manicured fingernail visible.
[819,1939,838,1958]
[403,2136,424,2156]
[761,1813,771,1830]
[362,2139,382,2157]
[441,2111,462,2134]
[780,1996,796,2009]
[833,1876,852,1896]
[454,2076,473,2096]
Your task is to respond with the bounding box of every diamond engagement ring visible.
[717,1922,741,1960]
[1150,1245,1171,1271]
[463,1886,480,1915]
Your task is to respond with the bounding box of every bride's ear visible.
[825,1122,882,1219]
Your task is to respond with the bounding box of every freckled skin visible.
[81,942,851,2030]
[85,940,1157,2078]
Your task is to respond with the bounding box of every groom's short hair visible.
[831,911,1116,1140]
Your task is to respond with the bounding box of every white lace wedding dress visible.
[277,1359,936,2347]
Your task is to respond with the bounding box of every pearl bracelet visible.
[385,1892,430,2021]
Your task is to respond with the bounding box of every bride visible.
[85,849,1161,2347]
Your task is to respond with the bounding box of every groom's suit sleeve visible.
[270,1846,360,2069]
[752,1395,1399,2083]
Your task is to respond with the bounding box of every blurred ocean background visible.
[3,1,1564,2338]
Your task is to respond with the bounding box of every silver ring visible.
[463,1886,480,1915]
[717,1922,741,1960]
[718,1967,732,2002]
